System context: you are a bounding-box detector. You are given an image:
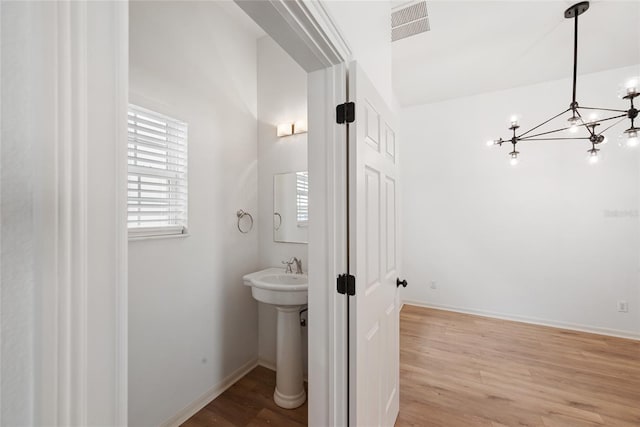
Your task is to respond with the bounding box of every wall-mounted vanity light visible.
[276,120,307,137]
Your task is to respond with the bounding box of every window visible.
[296,171,308,226]
[128,104,188,238]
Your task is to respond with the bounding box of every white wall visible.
[400,65,640,338]
[323,0,396,109]
[257,36,308,369]
[128,2,260,426]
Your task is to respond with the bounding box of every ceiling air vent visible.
[391,1,430,42]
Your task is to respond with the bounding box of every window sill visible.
[128,226,189,241]
[129,232,190,242]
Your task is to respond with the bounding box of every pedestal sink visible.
[243,267,307,409]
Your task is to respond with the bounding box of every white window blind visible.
[128,104,188,237]
[296,171,308,225]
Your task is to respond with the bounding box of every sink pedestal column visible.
[274,305,306,409]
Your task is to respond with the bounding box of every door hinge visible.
[337,273,356,296]
[336,102,355,124]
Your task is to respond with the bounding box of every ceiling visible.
[392,1,640,106]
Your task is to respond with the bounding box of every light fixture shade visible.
[277,123,294,137]
[294,120,307,134]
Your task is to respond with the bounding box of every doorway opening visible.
[126,2,349,426]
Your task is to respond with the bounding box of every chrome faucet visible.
[282,257,303,274]
[282,259,294,273]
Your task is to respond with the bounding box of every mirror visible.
[273,171,308,244]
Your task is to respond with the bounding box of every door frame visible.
[8,1,130,424]
[226,1,355,425]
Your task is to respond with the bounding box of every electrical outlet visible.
[430,281,437,290]
[617,300,629,313]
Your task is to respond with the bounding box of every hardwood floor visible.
[181,366,306,427]
[183,306,639,426]
[396,305,640,427]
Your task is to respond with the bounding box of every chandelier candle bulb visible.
[625,129,639,147]
[509,151,519,166]
[567,116,580,133]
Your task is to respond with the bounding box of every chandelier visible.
[488,1,639,165]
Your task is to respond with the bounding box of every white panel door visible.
[349,61,400,427]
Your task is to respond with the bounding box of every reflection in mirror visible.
[274,171,308,244]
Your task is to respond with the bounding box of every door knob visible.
[396,278,408,288]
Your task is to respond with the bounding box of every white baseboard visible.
[258,359,309,383]
[402,300,640,341]
[160,357,259,427]
[257,359,276,372]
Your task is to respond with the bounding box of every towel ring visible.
[273,212,282,231]
[236,210,253,234]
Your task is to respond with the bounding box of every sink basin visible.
[259,274,306,286]
[243,267,308,306]
[243,267,308,409]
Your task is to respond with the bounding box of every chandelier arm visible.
[574,110,595,137]
[588,113,628,125]
[578,106,627,114]
[518,137,591,141]
[597,116,628,135]
[520,125,582,140]
[517,107,571,138]
[571,13,579,107]
[517,113,626,141]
